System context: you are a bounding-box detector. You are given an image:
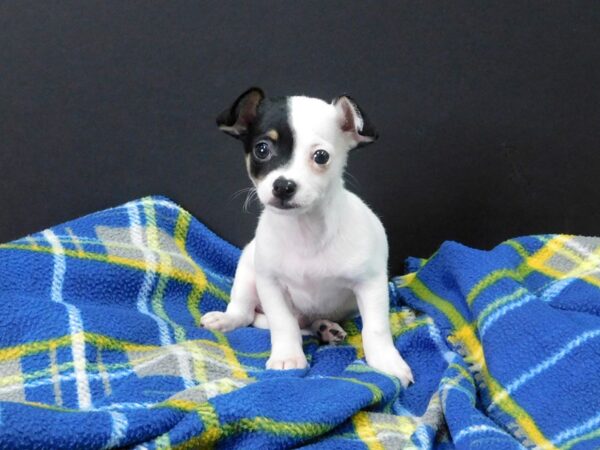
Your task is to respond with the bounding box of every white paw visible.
[266,348,308,370]
[366,347,414,388]
[200,311,239,332]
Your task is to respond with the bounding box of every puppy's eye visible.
[253,142,271,160]
[313,149,330,165]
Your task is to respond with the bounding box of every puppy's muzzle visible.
[272,177,297,201]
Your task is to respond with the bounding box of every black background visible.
[1,1,599,273]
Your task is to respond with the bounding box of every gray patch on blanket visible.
[0,359,25,402]
[547,253,577,273]
[570,236,600,255]
[127,341,249,384]
[169,378,252,403]
[128,349,187,378]
[363,393,446,449]
[545,236,600,281]
[364,412,417,449]
[96,226,197,274]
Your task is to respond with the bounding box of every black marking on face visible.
[243,97,295,180]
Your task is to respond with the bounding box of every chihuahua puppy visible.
[201,88,413,387]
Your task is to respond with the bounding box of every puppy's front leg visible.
[355,275,414,387]
[256,276,307,370]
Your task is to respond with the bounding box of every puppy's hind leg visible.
[311,319,347,344]
[252,312,269,329]
[201,242,258,332]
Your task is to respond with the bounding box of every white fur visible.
[202,96,414,387]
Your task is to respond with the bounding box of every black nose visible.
[272,177,297,200]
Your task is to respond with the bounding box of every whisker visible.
[243,188,258,213]
[231,187,254,200]
[344,170,361,191]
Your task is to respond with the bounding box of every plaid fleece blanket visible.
[0,196,598,449]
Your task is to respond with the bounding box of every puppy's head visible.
[217,87,378,213]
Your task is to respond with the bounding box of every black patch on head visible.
[243,97,295,180]
[216,87,265,138]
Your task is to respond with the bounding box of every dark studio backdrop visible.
[1,1,599,274]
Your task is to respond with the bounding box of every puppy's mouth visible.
[268,199,300,210]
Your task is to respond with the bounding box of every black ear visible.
[216,87,265,138]
[332,95,378,148]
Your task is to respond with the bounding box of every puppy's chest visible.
[270,242,356,284]
[277,254,349,287]
[268,247,359,317]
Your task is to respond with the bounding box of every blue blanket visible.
[0,196,598,449]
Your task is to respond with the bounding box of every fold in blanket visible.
[0,196,598,449]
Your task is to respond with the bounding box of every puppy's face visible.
[217,88,378,213]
